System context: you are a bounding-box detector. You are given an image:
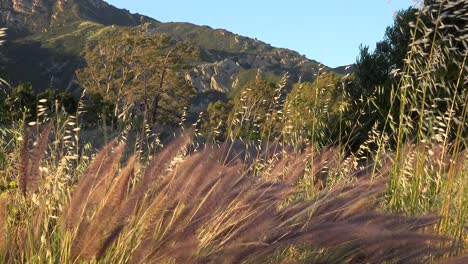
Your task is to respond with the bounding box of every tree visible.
[76,25,200,127]
[37,88,78,114]
[351,7,426,149]
[76,27,139,126]
[154,72,195,126]
[352,2,467,148]
[4,83,37,121]
[353,7,420,103]
[127,31,199,125]
[200,100,233,141]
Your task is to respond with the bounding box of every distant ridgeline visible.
[0,0,347,96]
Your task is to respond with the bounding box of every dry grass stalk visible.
[71,154,136,261]
[18,127,29,194]
[5,130,466,263]
[0,195,7,255]
[27,121,53,193]
[63,139,118,230]
[438,255,468,264]
[56,137,456,263]
[18,122,53,194]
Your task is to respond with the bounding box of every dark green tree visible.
[200,100,233,141]
[352,2,467,148]
[350,7,423,149]
[353,7,420,105]
[37,88,78,114]
[4,83,37,121]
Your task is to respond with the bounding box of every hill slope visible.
[0,0,153,33]
[0,0,339,95]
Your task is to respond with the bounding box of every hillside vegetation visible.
[0,0,467,263]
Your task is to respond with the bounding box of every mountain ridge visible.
[0,0,155,33]
[0,0,346,95]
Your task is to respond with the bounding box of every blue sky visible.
[107,0,416,68]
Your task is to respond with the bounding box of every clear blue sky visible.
[107,0,415,68]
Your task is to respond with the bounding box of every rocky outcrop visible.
[185,50,313,92]
[10,0,56,14]
[0,0,57,31]
[186,59,241,92]
[0,0,151,32]
[152,21,327,92]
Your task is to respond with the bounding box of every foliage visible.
[228,78,285,140]
[0,1,467,262]
[76,26,199,127]
[0,84,78,124]
[3,83,36,121]
[283,72,350,148]
[37,88,78,114]
[352,3,466,149]
[78,92,115,129]
[354,7,421,96]
[200,100,233,141]
[350,8,424,149]
[385,0,467,219]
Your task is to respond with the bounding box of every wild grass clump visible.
[376,1,468,253]
[0,128,465,263]
[0,1,466,263]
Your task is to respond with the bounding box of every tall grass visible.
[0,1,466,263]
[0,128,462,263]
[380,1,467,254]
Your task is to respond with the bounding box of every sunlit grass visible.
[0,1,466,263]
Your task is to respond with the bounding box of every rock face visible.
[0,0,150,32]
[153,22,328,92]
[184,50,314,92]
[0,0,57,31]
[186,59,241,92]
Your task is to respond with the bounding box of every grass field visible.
[0,1,467,263]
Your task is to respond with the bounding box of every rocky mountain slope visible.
[152,22,327,92]
[0,0,152,32]
[0,0,346,95]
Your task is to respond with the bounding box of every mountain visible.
[0,0,153,33]
[332,64,355,75]
[152,22,330,92]
[0,0,344,97]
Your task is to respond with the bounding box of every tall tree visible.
[76,25,200,127]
